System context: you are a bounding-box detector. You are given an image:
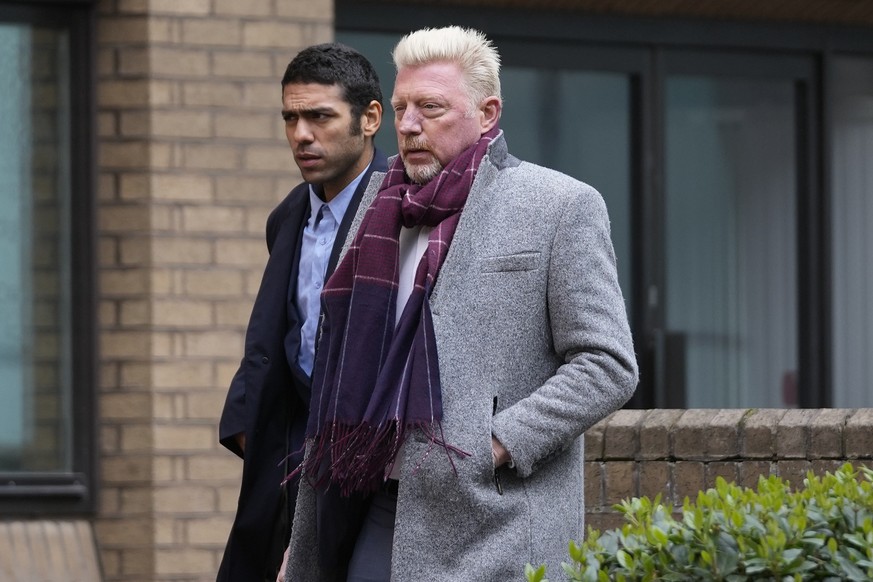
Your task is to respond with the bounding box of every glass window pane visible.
[831,57,873,407]
[665,76,797,408]
[500,68,633,317]
[0,23,73,472]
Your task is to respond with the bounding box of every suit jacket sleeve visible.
[490,184,639,478]
[218,203,287,459]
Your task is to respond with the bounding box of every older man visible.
[286,26,638,581]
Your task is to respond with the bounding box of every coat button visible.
[261,356,269,364]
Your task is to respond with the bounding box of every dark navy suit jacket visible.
[217,150,388,582]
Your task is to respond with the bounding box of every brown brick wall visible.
[95,0,332,580]
[584,409,873,534]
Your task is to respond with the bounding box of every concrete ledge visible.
[0,520,102,582]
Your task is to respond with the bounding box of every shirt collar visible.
[308,163,370,223]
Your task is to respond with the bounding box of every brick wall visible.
[584,409,873,533]
[95,0,333,580]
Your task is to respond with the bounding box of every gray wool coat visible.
[285,132,639,582]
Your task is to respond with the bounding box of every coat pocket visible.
[480,251,541,273]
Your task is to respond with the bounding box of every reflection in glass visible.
[0,23,73,471]
[665,76,797,408]
[831,58,873,407]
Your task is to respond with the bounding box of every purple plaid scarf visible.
[294,127,499,496]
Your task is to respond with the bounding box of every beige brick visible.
[99,238,119,266]
[118,237,149,265]
[101,268,149,295]
[244,145,293,172]
[118,174,150,200]
[242,21,305,48]
[155,548,214,576]
[212,52,275,78]
[182,205,246,233]
[95,518,153,547]
[187,390,229,421]
[187,516,234,545]
[154,517,177,545]
[151,110,212,138]
[215,176,278,203]
[187,455,240,481]
[97,16,150,45]
[275,0,333,20]
[100,142,150,168]
[98,172,117,200]
[153,456,175,482]
[101,205,152,232]
[97,46,115,77]
[215,111,276,139]
[148,0,210,15]
[99,549,121,579]
[215,238,267,266]
[101,331,151,358]
[116,0,148,14]
[182,81,244,107]
[218,483,242,512]
[99,487,121,514]
[120,546,153,576]
[121,424,153,452]
[153,485,215,513]
[153,299,213,326]
[243,81,281,109]
[101,392,152,420]
[101,426,120,453]
[98,111,117,137]
[150,47,211,78]
[152,361,212,389]
[153,425,214,452]
[100,300,118,326]
[182,19,242,45]
[214,0,272,16]
[302,22,333,46]
[98,80,151,107]
[214,300,251,326]
[102,456,152,484]
[119,363,151,388]
[742,408,787,458]
[184,270,245,297]
[118,111,149,136]
[152,173,214,202]
[117,47,149,75]
[181,143,242,170]
[152,238,213,265]
[183,331,243,358]
[119,300,151,328]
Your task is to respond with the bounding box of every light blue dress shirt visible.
[295,168,368,376]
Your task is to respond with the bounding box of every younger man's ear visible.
[361,100,382,137]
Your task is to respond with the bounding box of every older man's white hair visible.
[392,26,502,113]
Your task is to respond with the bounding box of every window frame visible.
[0,0,97,515]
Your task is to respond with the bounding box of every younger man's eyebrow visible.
[281,105,336,120]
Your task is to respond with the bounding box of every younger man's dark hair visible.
[282,43,382,123]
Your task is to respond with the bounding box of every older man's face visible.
[391,61,485,185]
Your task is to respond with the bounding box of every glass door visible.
[653,53,816,407]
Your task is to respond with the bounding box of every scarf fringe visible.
[284,421,470,496]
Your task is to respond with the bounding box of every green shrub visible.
[526,463,873,581]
